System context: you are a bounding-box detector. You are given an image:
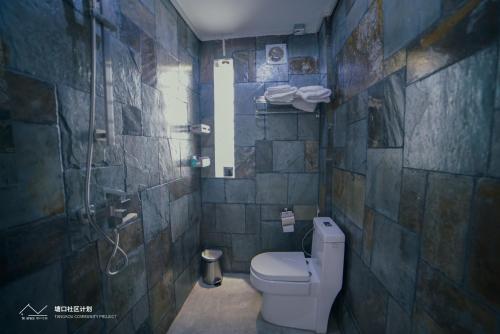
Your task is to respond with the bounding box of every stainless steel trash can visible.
[202,249,223,286]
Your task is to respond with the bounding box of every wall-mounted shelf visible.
[254,96,320,118]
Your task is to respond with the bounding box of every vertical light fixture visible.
[213,53,235,178]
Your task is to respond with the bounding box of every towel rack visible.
[254,96,320,118]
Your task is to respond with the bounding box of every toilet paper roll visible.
[281,210,295,233]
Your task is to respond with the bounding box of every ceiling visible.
[170,0,337,41]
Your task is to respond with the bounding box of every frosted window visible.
[213,59,235,178]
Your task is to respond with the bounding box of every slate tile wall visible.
[199,34,321,272]
[321,0,500,333]
[0,0,201,333]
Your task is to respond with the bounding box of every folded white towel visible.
[296,86,332,103]
[292,98,317,112]
[265,85,297,104]
[266,85,296,94]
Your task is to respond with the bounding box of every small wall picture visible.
[266,44,287,65]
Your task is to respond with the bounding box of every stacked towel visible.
[263,85,332,112]
[264,85,297,105]
[292,86,332,112]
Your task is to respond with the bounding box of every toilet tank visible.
[311,217,345,292]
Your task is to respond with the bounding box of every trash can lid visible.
[202,249,223,262]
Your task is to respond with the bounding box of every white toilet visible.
[250,217,345,334]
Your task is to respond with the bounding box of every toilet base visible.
[261,293,328,334]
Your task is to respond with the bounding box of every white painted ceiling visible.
[170,0,337,41]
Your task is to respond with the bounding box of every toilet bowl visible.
[250,217,345,334]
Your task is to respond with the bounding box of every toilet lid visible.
[251,252,310,282]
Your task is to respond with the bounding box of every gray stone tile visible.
[337,1,383,101]
[383,0,441,58]
[333,104,347,147]
[255,141,273,173]
[141,35,157,86]
[201,203,216,235]
[103,246,147,320]
[235,115,265,146]
[287,173,319,205]
[366,149,402,221]
[235,83,265,114]
[293,205,317,221]
[298,114,319,140]
[245,204,261,234]
[368,70,405,148]
[404,47,496,175]
[467,178,500,308]
[256,173,288,204]
[288,34,319,58]
[399,168,427,233]
[201,178,225,203]
[422,173,473,283]
[145,228,172,290]
[141,184,169,243]
[149,269,175,331]
[170,195,189,243]
[288,74,321,87]
[273,141,304,172]
[488,109,500,177]
[235,146,255,178]
[0,216,66,285]
[261,205,286,221]
[1,262,66,334]
[345,119,367,174]
[63,165,125,215]
[346,91,368,123]
[58,85,123,168]
[232,234,260,262]
[111,36,142,109]
[0,123,64,228]
[362,207,375,266]
[0,0,91,91]
[225,179,256,204]
[122,104,142,136]
[261,221,294,251]
[120,0,155,37]
[265,114,298,140]
[386,298,411,334]
[124,135,160,191]
[0,70,57,124]
[345,253,388,334]
[305,141,319,172]
[335,212,363,255]
[371,214,419,312]
[142,84,167,137]
[174,266,193,311]
[155,0,178,56]
[159,138,181,183]
[333,169,366,229]
[216,204,245,233]
[406,0,499,84]
[289,57,319,75]
[199,84,214,120]
[416,262,496,333]
[345,0,369,38]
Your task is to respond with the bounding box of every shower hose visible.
[84,1,128,276]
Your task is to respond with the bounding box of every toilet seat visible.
[251,252,310,282]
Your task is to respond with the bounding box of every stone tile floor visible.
[167,273,340,334]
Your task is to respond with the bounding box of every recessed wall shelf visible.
[254,96,320,118]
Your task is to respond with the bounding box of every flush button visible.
[323,221,332,227]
